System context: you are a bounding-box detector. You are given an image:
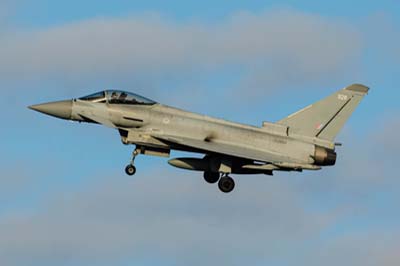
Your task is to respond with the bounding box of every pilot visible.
[119,92,128,103]
[111,92,118,103]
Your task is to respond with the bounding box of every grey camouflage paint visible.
[29,84,369,192]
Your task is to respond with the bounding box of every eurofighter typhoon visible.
[29,84,369,193]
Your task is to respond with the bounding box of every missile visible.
[168,157,210,171]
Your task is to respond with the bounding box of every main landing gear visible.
[125,148,139,176]
[218,175,235,193]
[204,171,235,193]
[203,171,220,184]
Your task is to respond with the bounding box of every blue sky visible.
[0,1,399,266]
[9,0,400,26]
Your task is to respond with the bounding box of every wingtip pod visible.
[345,84,370,94]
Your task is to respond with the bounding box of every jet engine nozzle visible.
[313,146,337,166]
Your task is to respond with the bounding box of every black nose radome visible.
[29,100,72,120]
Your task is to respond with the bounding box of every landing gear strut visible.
[125,148,139,176]
[218,175,235,193]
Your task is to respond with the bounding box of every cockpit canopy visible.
[79,90,156,105]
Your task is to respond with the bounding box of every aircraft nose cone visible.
[29,100,72,120]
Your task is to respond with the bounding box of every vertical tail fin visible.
[277,84,369,141]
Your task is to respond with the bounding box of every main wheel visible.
[125,165,136,176]
[218,176,235,193]
[203,172,220,184]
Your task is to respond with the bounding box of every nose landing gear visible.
[125,164,136,176]
[125,148,139,176]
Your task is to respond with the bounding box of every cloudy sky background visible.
[0,1,399,265]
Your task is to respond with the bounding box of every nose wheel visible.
[125,148,139,176]
[125,165,136,176]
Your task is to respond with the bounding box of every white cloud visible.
[300,230,400,266]
[1,9,399,266]
[0,10,361,95]
[0,122,399,266]
[0,166,342,266]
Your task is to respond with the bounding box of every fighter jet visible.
[29,84,369,193]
